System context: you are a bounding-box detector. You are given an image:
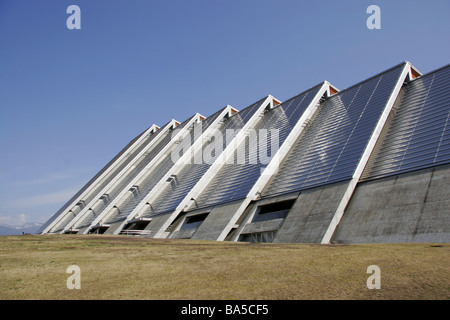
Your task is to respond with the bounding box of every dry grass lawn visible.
[0,234,448,300]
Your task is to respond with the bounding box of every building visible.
[39,61,450,243]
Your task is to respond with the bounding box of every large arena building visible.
[39,61,450,244]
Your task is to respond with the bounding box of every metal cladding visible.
[262,64,406,197]
[194,83,325,210]
[139,98,268,219]
[39,62,450,243]
[361,64,450,180]
[38,122,163,234]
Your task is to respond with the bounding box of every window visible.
[252,199,295,223]
[123,220,150,231]
[180,213,209,230]
[239,232,276,243]
[238,199,296,243]
[89,226,108,234]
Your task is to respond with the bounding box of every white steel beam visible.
[78,114,206,233]
[321,62,417,243]
[40,124,160,234]
[58,119,180,233]
[152,95,280,239]
[219,82,332,241]
[113,106,238,234]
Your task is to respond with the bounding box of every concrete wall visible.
[170,227,197,239]
[104,164,449,244]
[231,192,298,241]
[191,200,244,241]
[273,180,352,243]
[77,226,89,234]
[104,221,123,235]
[143,213,174,237]
[332,164,450,243]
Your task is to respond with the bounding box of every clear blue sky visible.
[0,0,449,226]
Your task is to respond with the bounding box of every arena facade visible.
[39,61,450,244]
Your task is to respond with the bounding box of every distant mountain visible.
[0,222,43,235]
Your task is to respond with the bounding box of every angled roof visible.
[192,83,327,210]
[362,64,450,180]
[139,96,272,218]
[261,62,408,198]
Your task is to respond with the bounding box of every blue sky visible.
[0,0,449,226]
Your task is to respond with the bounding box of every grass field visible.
[0,234,448,300]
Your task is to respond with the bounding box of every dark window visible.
[89,226,108,234]
[180,213,209,230]
[123,221,150,231]
[252,199,295,222]
[239,231,276,243]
